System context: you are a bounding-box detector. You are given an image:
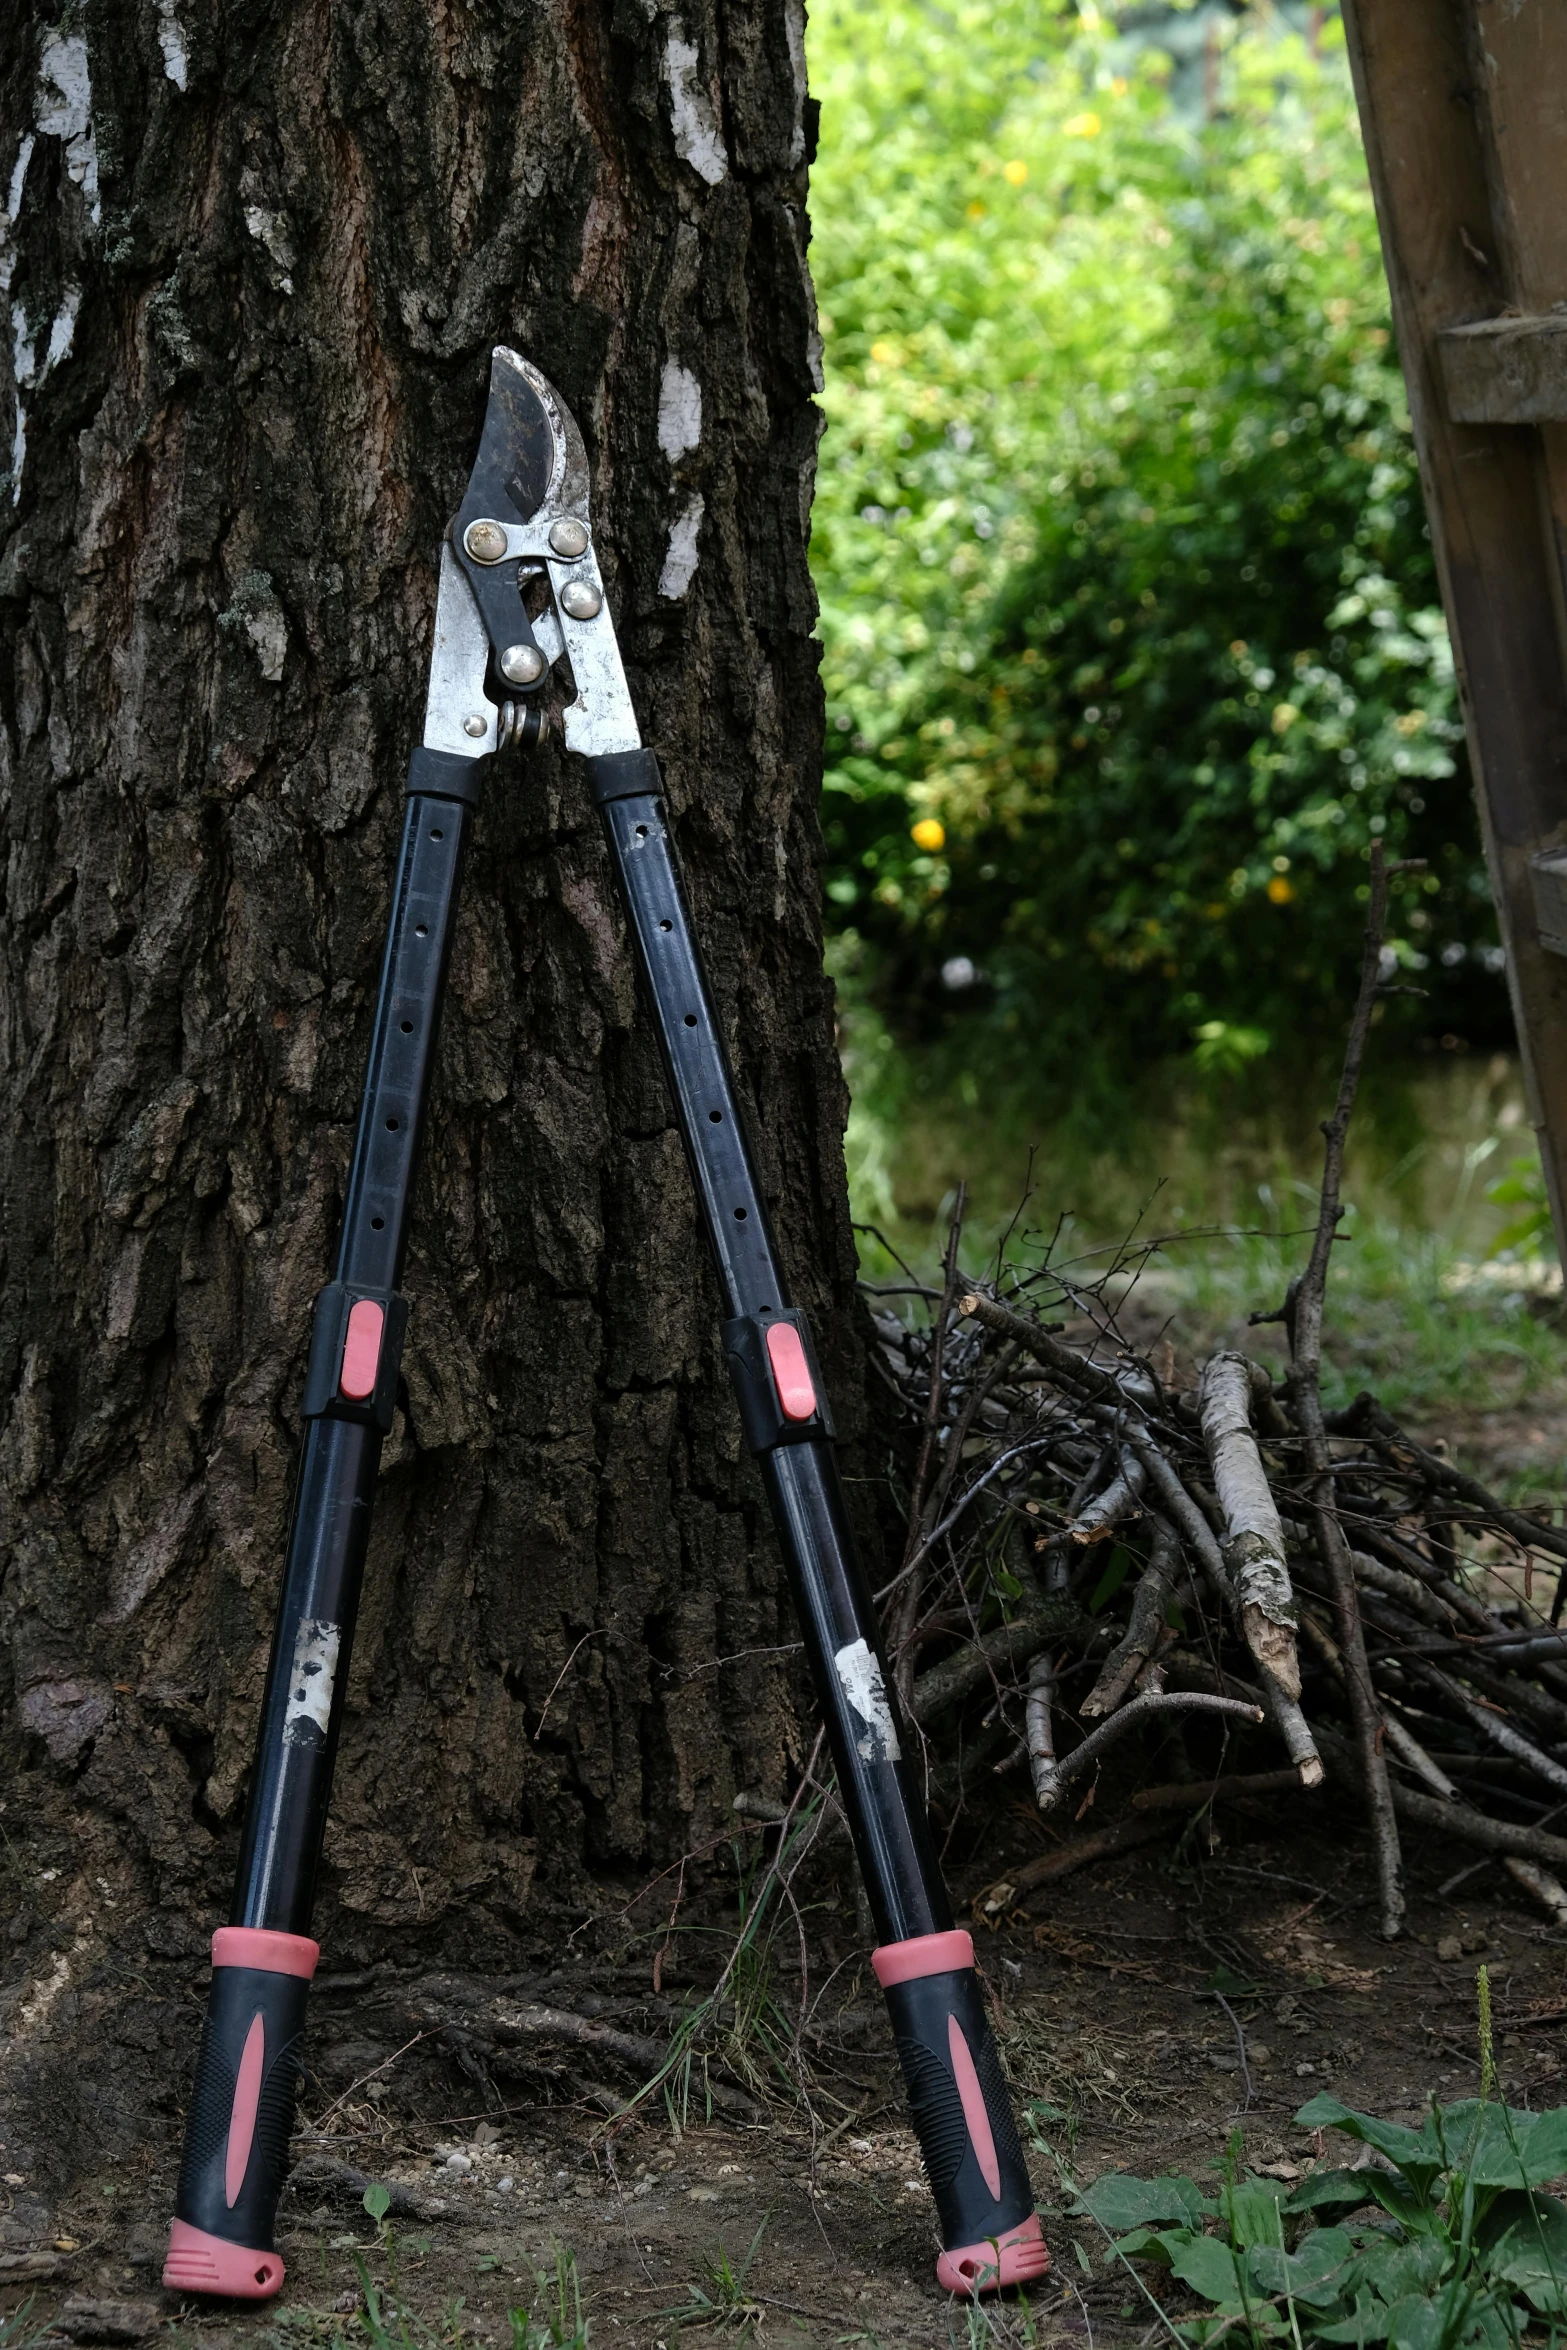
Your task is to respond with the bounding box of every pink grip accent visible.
[224,2011,267,2208]
[163,2217,285,2299]
[212,1927,319,1979]
[872,1929,975,1987]
[947,2013,1001,2198]
[936,2212,1051,2296]
[764,1321,816,1420]
[340,1297,384,1399]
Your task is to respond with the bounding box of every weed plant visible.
[1042,1971,1567,2347]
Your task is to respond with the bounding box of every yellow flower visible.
[1267,875,1296,905]
[1063,111,1102,139]
[911,818,947,852]
[966,201,987,222]
[1003,159,1028,187]
[1394,710,1428,737]
[1271,702,1299,734]
[869,339,902,366]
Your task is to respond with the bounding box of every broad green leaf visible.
[1285,2168,1381,2216]
[1380,2293,1450,2350]
[1167,2232,1245,2306]
[361,2183,392,2224]
[1073,2172,1208,2232]
[1294,2096,1445,2197]
[1476,2187,1567,2317]
[1351,2233,1449,2308]
[1433,2100,1567,2190]
[1250,2225,1362,2311]
[1217,2174,1289,2250]
[1312,2290,1394,2345]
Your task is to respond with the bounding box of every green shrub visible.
[811,4,1505,1089]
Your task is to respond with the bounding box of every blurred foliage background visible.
[805,0,1562,1418]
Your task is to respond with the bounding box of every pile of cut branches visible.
[870,849,1567,1940]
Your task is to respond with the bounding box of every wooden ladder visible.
[1346,0,1567,1254]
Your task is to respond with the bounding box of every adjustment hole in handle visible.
[430,828,443,840]
[659,920,672,933]
[400,1021,414,1033]
[415,924,428,937]
[684,1014,697,1027]
[635,825,648,838]
[386,1118,399,1131]
[371,1217,385,1230]
[709,1110,722,1122]
[734,1207,748,1221]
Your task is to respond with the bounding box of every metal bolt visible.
[560,579,602,621]
[462,714,488,738]
[499,642,546,686]
[548,517,589,559]
[463,519,508,564]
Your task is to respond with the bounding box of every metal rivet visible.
[499,642,546,685]
[463,519,508,564]
[560,579,602,620]
[462,714,488,738]
[548,517,589,559]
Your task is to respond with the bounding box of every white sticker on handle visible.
[283,1617,341,1741]
[834,1637,902,1764]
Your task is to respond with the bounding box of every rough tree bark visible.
[0,0,847,2177]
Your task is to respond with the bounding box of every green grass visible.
[842,1008,1566,1451]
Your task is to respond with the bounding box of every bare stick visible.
[1067,1446,1147,1545]
[1200,1350,1303,1702]
[1313,1721,1567,1873]
[1032,1691,1264,1814]
[960,1289,1124,1405]
[1288,840,1405,1938]
[1296,1608,1458,1800]
[890,1183,967,1699]
[1083,1516,1181,1718]
[1025,1653,1057,1807]
[1503,1856,1567,1927]
[1346,1393,1567,1564]
[1411,1663,1567,1798]
[1119,1428,1231,1603]
[908,1598,1084,1723]
[1131,1768,1311,1813]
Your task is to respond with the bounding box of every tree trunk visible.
[0,0,846,2173]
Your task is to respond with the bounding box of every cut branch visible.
[1032,1690,1265,1814]
[1287,840,1405,1939]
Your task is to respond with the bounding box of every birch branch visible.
[1082,1515,1182,1719]
[1032,1691,1264,1814]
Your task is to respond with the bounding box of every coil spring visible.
[498,700,546,752]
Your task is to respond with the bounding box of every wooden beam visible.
[1341,0,1567,1254]
[1440,315,1567,426]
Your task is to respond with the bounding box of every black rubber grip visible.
[174,1964,310,2255]
[882,1967,1035,2252]
[587,747,662,805]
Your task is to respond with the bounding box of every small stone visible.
[334,2291,359,2314]
[1295,2062,1316,2077]
[687,2187,719,2204]
[1249,2042,1273,2066]
[444,2152,473,2174]
[1437,1934,1464,1963]
[496,2177,514,2194]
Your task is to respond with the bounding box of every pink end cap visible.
[224,2010,267,2208]
[936,2212,1052,2297]
[212,1927,319,1979]
[871,1928,975,1988]
[339,1298,384,1400]
[163,2217,285,2300]
[947,2013,1002,2198]
[764,1321,816,1421]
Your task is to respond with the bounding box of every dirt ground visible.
[4,1803,1566,2350]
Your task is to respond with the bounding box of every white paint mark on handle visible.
[284,1617,341,1740]
[834,1637,902,1764]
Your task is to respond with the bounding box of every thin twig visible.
[1287,841,1405,1939]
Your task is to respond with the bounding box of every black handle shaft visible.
[589,755,1048,2293]
[166,767,476,2296]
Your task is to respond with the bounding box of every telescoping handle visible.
[165,762,478,2299]
[586,751,1048,2295]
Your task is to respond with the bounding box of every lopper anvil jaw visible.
[422,348,641,764]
